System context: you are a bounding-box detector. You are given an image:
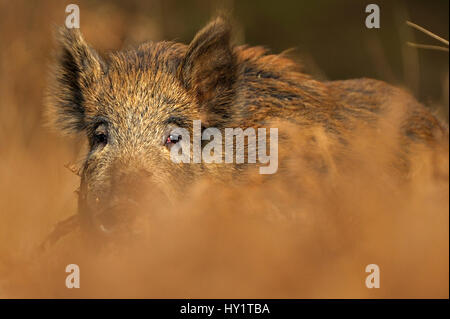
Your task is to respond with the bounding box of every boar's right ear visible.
[179,17,236,122]
[46,28,104,134]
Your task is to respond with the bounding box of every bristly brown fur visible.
[45,17,448,234]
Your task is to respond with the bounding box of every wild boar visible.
[46,16,448,235]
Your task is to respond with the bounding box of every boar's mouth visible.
[81,200,141,235]
[78,183,142,236]
[94,200,140,234]
[77,168,174,237]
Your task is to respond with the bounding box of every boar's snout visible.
[80,167,153,235]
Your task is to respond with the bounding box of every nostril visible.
[113,169,151,186]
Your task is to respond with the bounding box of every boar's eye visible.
[163,122,186,150]
[93,123,108,147]
[164,132,182,149]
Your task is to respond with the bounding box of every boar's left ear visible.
[179,17,236,121]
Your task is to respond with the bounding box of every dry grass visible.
[406,20,449,52]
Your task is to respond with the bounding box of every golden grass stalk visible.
[406,21,449,52]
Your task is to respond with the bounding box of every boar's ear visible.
[46,28,104,134]
[179,17,236,121]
